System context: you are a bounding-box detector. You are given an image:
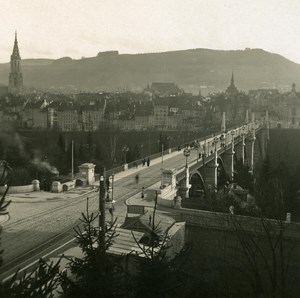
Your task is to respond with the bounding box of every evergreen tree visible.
[131,193,192,298]
[234,159,254,194]
[59,199,127,298]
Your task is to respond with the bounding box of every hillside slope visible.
[0,48,299,93]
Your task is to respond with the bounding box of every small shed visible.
[78,163,96,185]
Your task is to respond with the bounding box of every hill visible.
[0,48,299,93]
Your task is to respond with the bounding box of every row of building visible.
[2,32,300,130]
[0,91,206,131]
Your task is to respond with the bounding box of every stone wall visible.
[0,184,33,194]
[172,208,300,239]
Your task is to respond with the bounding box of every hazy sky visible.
[1,0,300,63]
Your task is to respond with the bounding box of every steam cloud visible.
[31,157,59,175]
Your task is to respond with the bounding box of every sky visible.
[1,0,300,63]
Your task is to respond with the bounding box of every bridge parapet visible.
[172,208,300,239]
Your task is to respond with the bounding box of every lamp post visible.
[183,147,191,198]
[203,139,207,157]
[213,136,219,192]
[183,147,191,168]
[231,130,235,181]
[71,140,74,181]
[157,140,164,188]
[148,131,151,155]
[220,134,225,149]
[99,168,106,244]
[166,136,171,151]
[241,126,246,166]
[105,173,115,225]
[122,145,129,164]
[249,127,256,174]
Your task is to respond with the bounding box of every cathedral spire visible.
[231,72,234,86]
[9,32,23,94]
[12,31,20,59]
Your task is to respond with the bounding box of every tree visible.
[0,161,11,268]
[225,214,299,298]
[254,156,297,220]
[131,192,192,298]
[234,158,254,194]
[0,259,61,298]
[0,161,60,297]
[59,198,127,297]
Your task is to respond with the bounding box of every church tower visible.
[226,72,238,94]
[8,32,23,94]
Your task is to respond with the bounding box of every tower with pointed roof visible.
[8,32,23,94]
[226,72,238,95]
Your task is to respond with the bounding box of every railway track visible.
[0,177,160,281]
[0,151,194,281]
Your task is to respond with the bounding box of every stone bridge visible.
[157,119,269,208]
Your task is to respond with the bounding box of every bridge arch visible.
[189,170,206,198]
[217,156,230,187]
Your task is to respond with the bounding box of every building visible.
[286,83,300,127]
[146,82,182,98]
[57,102,80,131]
[225,72,238,95]
[80,99,106,131]
[8,32,23,95]
[21,100,48,128]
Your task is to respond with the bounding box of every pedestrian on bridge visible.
[135,173,140,184]
[147,157,150,167]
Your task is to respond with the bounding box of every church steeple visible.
[230,72,234,87]
[226,71,238,94]
[8,31,23,94]
[12,31,21,59]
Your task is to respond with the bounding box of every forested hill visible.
[0,48,299,93]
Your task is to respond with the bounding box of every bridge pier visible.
[249,128,256,174]
[214,148,219,191]
[184,166,191,199]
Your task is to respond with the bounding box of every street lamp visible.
[122,145,129,164]
[212,136,219,153]
[203,139,207,157]
[183,147,191,168]
[183,147,191,199]
[157,140,165,188]
[166,136,171,150]
[241,126,246,166]
[230,130,235,181]
[220,134,225,148]
[105,174,115,224]
[249,127,256,174]
[212,136,219,192]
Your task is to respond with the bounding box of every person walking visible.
[147,157,150,167]
[135,173,140,184]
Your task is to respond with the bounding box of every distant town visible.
[1,33,300,132]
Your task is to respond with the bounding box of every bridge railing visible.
[98,121,265,178]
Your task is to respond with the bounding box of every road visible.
[0,122,257,279]
[0,148,199,279]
